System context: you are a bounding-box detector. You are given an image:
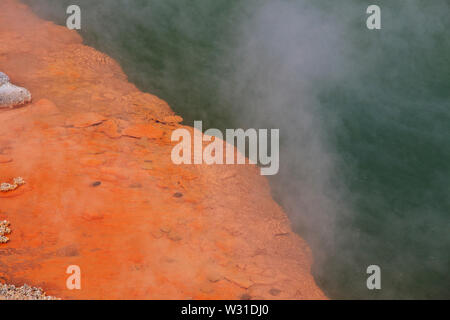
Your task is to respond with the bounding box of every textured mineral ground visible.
[0,283,59,300]
[0,0,326,300]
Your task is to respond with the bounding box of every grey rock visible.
[0,78,32,108]
[0,72,9,86]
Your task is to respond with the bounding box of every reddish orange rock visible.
[122,123,165,140]
[79,156,107,167]
[0,0,326,300]
[162,115,183,124]
[65,112,107,128]
[96,119,121,138]
[29,98,59,115]
[0,155,13,163]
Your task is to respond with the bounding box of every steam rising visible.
[23,0,450,298]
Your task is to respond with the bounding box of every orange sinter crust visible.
[0,0,326,300]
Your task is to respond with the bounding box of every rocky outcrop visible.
[0,72,9,86]
[0,71,31,108]
[0,0,326,300]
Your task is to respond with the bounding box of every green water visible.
[23,0,450,299]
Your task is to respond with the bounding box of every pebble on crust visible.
[0,220,11,244]
[0,177,26,192]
